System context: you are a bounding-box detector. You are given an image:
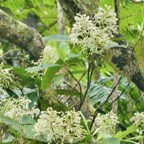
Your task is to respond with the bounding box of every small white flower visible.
[0,96,40,122]
[42,45,59,63]
[92,111,119,135]
[70,5,118,54]
[33,108,87,143]
[131,112,144,127]
[0,63,15,88]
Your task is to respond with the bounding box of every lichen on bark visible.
[106,47,144,91]
[59,0,99,24]
[0,9,45,59]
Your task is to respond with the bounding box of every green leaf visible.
[27,91,39,108]
[114,126,138,138]
[12,67,36,87]
[53,73,63,85]
[97,133,111,141]
[26,63,59,73]
[134,37,144,74]
[77,134,93,143]
[22,125,47,142]
[80,112,91,134]
[0,114,22,133]
[22,125,35,139]
[44,34,70,42]
[41,66,61,89]
[60,42,70,55]
[67,53,79,59]
[21,116,36,125]
[0,114,46,142]
[13,67,27,74]
[57,42,70,61]
[101,137,121,144]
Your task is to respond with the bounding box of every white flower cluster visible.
[93,111,119,135]
[131,112,144,127]
[70,5,118,54]
[94,5,118,37]
[0,63,14,88]
[35,45,59,65]
[42,45,59,64]
[0,97,40,122]
[33,108,87,143]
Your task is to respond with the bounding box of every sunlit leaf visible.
[114,126,138,138]
[57,42,70,61]
[135,37,144,74]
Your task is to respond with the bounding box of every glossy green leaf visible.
[114,126,138,138]
[27,91,39,108]
[41,66,61,89]
[57,42,70,61]
[0,114,22,133]
[13,67,27,74]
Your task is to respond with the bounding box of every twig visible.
[106,82,130,108]
[63,82,80,95]
[89,75,122,130]
[114,0,120,30]
[101,75,122,107]
[78,62,94,110]
[67,70,83,103]
[74,71,87,88]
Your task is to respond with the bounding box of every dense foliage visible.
[0,0,144,144]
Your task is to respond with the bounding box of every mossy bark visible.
[59,0,99,24]
[0,9,45,59]
[106,47,144,91]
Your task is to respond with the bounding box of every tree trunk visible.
[0,9,45,59]
[57,1,65,34]
[106,46,144,92]
[59,0,99,24]
[114,0,120,30]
